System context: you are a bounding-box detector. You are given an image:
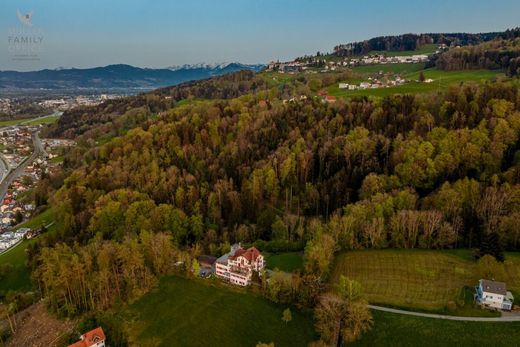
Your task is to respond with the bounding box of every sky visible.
[1,0,519,71]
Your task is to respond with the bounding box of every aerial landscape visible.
[1,0,520,346]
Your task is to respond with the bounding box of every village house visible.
[475,279,515,311]
[215,243,265,286]
[68,327,106,347]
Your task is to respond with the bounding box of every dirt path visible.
[5,302,77,347]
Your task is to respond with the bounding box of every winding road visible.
[369,305,520,322]
[0,130,46,202]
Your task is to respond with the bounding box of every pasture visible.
[121,276,317,347]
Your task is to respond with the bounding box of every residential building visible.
[475,279,514,311]
[68,327,106,347]
[215,243,265,286]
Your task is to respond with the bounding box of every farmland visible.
[121,276,317,347]
[332,250,520,313]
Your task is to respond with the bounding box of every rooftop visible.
[480,279,507,296]
[230,246,261,262]
[68,327,105,347]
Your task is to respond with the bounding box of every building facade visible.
[475,279,514,311]
[215,243,264,286]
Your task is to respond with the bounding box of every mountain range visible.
[0,63,265,90]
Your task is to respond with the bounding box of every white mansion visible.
[215,243,265,286]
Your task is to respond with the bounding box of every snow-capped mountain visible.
[0,63,265,90]
[167,62,264,72]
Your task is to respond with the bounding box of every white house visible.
[215,243,265,286]
[475,279,514,311]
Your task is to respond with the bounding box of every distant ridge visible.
[328,29,516,57]
[0,63,265,90]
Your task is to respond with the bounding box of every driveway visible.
[369,305,520,322]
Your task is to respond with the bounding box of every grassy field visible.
[351,62,426,75]
[0,114,60,128]
[23,115,60,126]
[265,252,303,272]
[332,249,520,313]
[0,208,58,294]
[329,68,503,98]
[368,43,438,57]
[121,276,317,347]
[0,118,28,127]
[352,310,520,347]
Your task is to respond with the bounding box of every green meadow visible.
[121,276,317,347]
[329,68,503,98]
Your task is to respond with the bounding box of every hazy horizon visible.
[1,0,519,72]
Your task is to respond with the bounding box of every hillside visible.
[2,29,520,347]
[331,30,513,57]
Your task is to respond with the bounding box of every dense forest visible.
[28,75,520,327]
[39,79,520,255]
[436,38,520,76]
[332,31,505,57]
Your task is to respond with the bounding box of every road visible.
[0,111,59,181]
[369,305,520,322]
[0,153,9,182]
[0,130,46,202]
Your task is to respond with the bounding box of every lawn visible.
[352,310,520,347]
[329,68,503,98]
[121,276,317,347]
[0,208,58,294]
[333,249,520,313]
[265,252,303,272]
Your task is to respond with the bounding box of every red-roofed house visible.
[215,243,265,286]
[323,95,336,103]
[68,327,106,347]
